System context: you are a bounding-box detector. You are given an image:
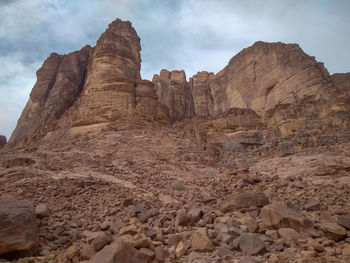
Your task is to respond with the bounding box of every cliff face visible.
[10,46,92,142]
[152,69,194,121]
[9,19,350,144]
[10,19,168,143]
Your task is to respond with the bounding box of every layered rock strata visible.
[9,19,350,144]
[152,69,194,121]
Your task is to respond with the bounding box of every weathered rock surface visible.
[10,46,92,142]
[2,17,350,263]
[219,192,269,212]
[0,135,6,146]
[0,198,38,257]
[189,71,214,117]
[238,234,267,255]
[261,204,315,233]
[87,240,146,263]
[152,69,194,121]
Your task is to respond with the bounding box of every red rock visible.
[0,198,38,257]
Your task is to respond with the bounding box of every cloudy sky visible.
[0,0,349,139]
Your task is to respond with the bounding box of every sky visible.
[0,0,349,139]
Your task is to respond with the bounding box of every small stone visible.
[188,208,202,224]
[175,241,187,258]
[119,224,138,236]
[343,244,350,257]
[191,228,214,251]
[132,235,151,249]
[100,220,111,230]
[155,246,168,262]
[139,247,155,262]
[278,228,300,245]
[217,246,233,259]
[175,209,191,227]
[80,245,96,260]
[240,216,258,233]
[140,208,159,223]
[318,222,347,241]
[304,200,321,211]
[238,234,267,256]
[35,203,50,218]
[337,214,350,230]
[65,245,79,260]
[91,232,113,251]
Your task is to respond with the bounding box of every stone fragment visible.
[35,203,49,218]
[91,231,113,251]
[240,215,259,233]
[191,228,214,251]
[175,241,187,258]
[154,246,168,262]
[138,248,155,262]
[318,223,347,241]
[0,198,38,257]
[238,234,267,256]
[278,228,300,245]
[175,209,191,226]
[80,245,96,260]
[139,208,159,223]
[119,224,138,236]
[304,200,321,211]
[219,192,269,212]
[336,214,350,230]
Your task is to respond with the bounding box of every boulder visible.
[191,228,214,251]
[318,223,347,241]
[88,240,147,263]
[336,214,350,230]
[0,198,38,257]
[238,234,267,256]
[219,192,269,213]
[261,204,315,233]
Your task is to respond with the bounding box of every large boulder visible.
[219,192,269,213]
[88,240,147,263]
[261,204,315,234]
[0,198,38,258]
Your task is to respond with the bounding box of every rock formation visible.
[0,136,6,147]
[1,18,350,263]
[9,19,168,143]
[152,69,194,121]
[9,19,350,144]
[0,198,38,257]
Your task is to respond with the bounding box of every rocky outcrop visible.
[0,135,6,146]
[0,198,38,258]
[152,69,194,121]
[71,19,142,126]
[189,71,214,117]
[10,19,168,143]
[10,46,92,142]
[9,19,349,144]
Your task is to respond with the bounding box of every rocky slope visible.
[1,18,350,263]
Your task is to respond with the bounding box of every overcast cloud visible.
[0,0,349,138]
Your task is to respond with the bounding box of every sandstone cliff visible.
[9,19,350,144]
[10,19,168,143]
